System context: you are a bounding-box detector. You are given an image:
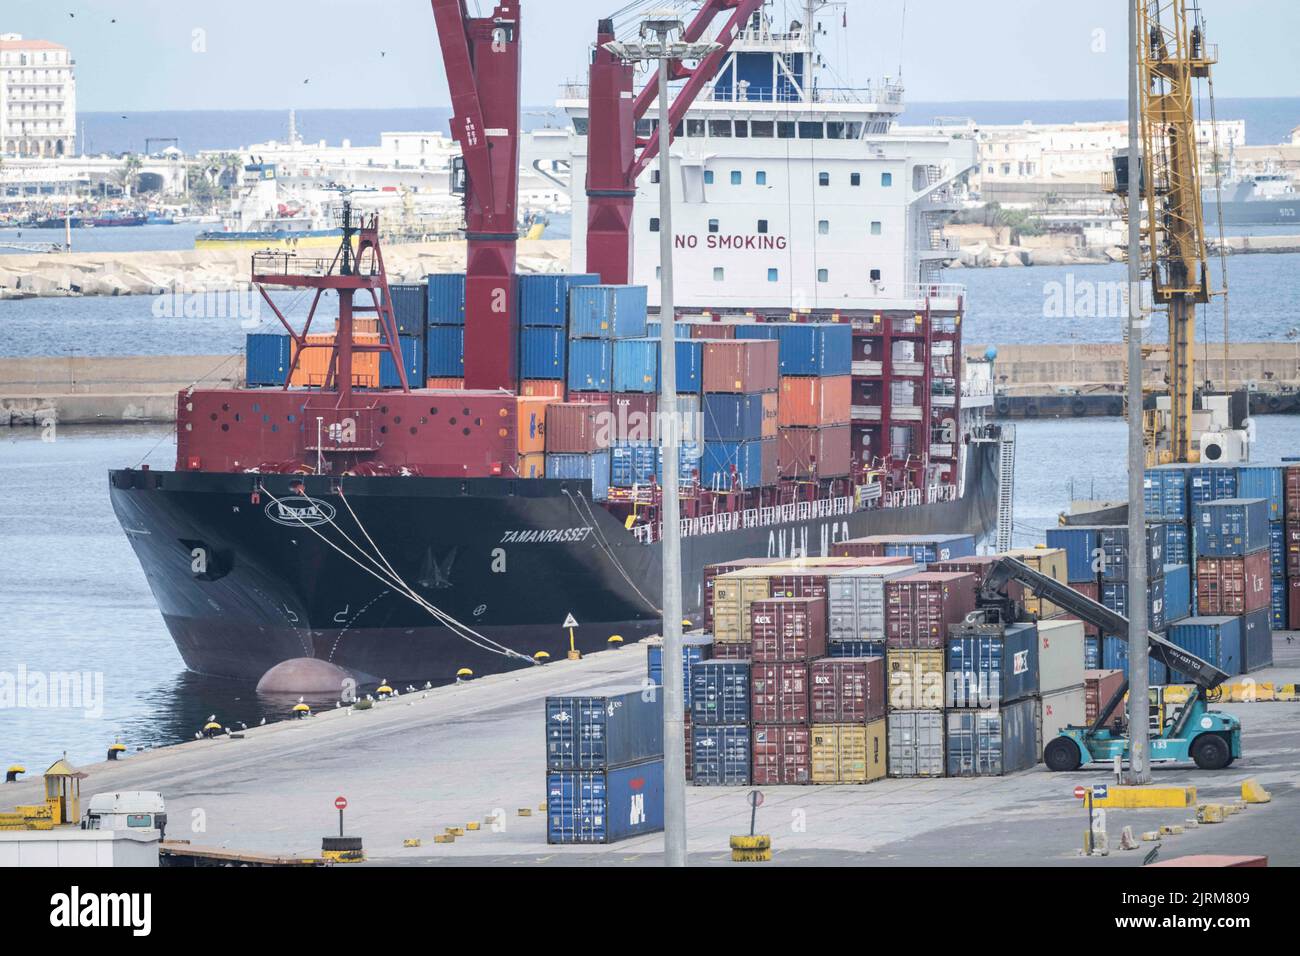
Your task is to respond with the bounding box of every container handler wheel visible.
[1044,736,1082,772]
[1190,734,1231,771]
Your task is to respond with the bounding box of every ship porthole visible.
[393,416,402,424]
[221,424,229,432]
[462,428,471,436]
[380,425,388,434]
[410,427,417,435]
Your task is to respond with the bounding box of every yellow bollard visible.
[1242,779,1272,804]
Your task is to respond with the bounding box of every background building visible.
[0,33,77,158]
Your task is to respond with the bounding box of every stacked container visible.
[884,571,977,649]
[690,661,753,785]
[544,402,609,501]
[834,533,976,564]
[700,339,779,490]
[1288,463,1300,631]
[245,333,291,387]
[545,687,664,844]
[426,274,466,379]
[749,597,826,785]
[567,285,649,394]
[944,621,1040,776]
[1033,619,1087,760]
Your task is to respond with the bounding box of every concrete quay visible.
[5,636,1297,867]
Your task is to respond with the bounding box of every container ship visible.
[109,1,1006,684]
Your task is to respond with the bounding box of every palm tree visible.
[117,154,144,198]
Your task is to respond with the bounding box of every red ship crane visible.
[431,0,522,391]
[585,0,763,285]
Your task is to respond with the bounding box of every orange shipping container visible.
[519,379,564,398]
[291,332,380,388]
[426,377,466,389]
[516,396,559,455]
[515,453,545,478]
[761,392,779,438]
[779,375,851,426]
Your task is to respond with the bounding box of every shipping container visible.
[690,660,752,724]
[1289,525,1300,577]
[750,597,827,662]
[612,338,659,393]
[569,284,649,339]
[711,642,753,660]
[289,331,381,388]
[946,698,1038,776]
[1101,636,1170,685]
[1195,551,1271,615]
[545,686,664,771]
[750,662,811,724]
[544,402,604,453]
[1287,464,1300,521]
[1271,576,1287,631]
[244,333,291,387]
[1188,464,1237,505]
[738,322,853,376]
[425,326,465,377]
[426,273,466,326]
[1165,522,1190,566]
[1163,563,1192,624]
[702,339,780,393]
[647,633,713,707]
[674,339,704,393]
[644,319,693,340]
[1069,580,1102,637]
[829,639,886,657]
[1084,669,1126,728]
[1003,547,1070,617]
[701,438,777,489]
[826,564,921,643]
[691,724,750,785]
[1167,616,1244,677]
[610,443,656,487]
[544,451,610,501]
[1194,498,1270,557]
[1239,606,1273,672]
[1037,686,1087,760]
[777,425,852,479]
[514,453,544,478]
[520,328,566,380]
[777,375,851,426]
[386,283,428,336]
[567,339,612,391]
[853,533,977,565]
[546,759,664,844]
[885,572,977,649]
[810,721,886,784]
[703,392,769,442]
[1036,618,1087,694]
[887,710,945,777]
[810,657,886,723]
[945,622,1040,708]
[1044,526,1101,583]
[426,376,466,390]
[702,558,778,629]
[928,555,1026,607]
[751,725,811,785]
[1270,521,1285,578]
[1084,635,1100,669]
[886,649,945,710]
[712,567,772,643]
[1236,465,1284,520]
[1101,578,1168,633]
[1097,524,1166,583]
[1144,465,1189,520]
[518,273,599,327]
[379,335,425,388]
[514,396,557,455]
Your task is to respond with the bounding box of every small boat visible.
[87,213,147,227]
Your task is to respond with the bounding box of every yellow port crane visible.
[1115,0,1220,465]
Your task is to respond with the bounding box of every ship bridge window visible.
[636,118,654,137]
[799,122,825,139]
[730,170,742,185]
[704,170,715,185]
[650,217,660,232]
[572,117,589,135]
[709,120,732,138]
[708,219,720,233]
[870,269,882,281]
[818,172,830,186]
[818,269,829,283]
[651,169,660,184]
[827,122,846,139]
[734,120,749,138]
[881,172,893,187]
[818,220,829,235]
[714,268,725,281]
[757,219,768,233]
[777,121,796,139]
[686,119,705,137]
[846,121,864,138]
[751,120,775,138]
[768,269,779,282]
[756,171,767,186]
[871,220,882,235]
[851,172,861,186]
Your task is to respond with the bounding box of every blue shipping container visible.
[387,283,429,336]
[521,327,566,379]
[1165,521,1190,566]
[690,661,751,725]
[426,273,466,325]
[518,273,599,327]
[1084,635,1100,670]
[945,622,1039,707]
[1270,521,1285,578]
[545,686,664,771]
[425,326,465,377]
[610,443,657,487]
[691,724,751,786]
[1239,606,1273,672]
[1188,465,1237,505]
[880,533,977,564]
[379,336,424,388]
[648,635,713,707]
[545,451,611,501]
[1194,497,1270,557]
[1098,524,1166,583]
[612,338,659,393]
[547,759,664,844]
[1101,578,1168,632]
[703,392,767,442]
[1163,563,1192,624]
[645,319,693,340]
[675,340,704,393]
[945,698,1038,776]
[1101,636,1170,685]
[1144,465,1189,520]
[1271,577,1287,631]
[736,323,852,376]
[1167,616,1243,677]
[569,285,649,339]
[1045,526,1100,583]
[1236,465,1284,520]
[567,339,612,391]
[245,333,291,387]
[829,640,886,658]
[701,439,773,488]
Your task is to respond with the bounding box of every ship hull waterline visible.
[108,441,998,685]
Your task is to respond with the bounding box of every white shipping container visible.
[1036,686,1087,760]
[1037,619,1087,693]
[826,565,920,643]
[887,709,946,777]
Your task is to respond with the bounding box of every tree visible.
[116,154,144,198]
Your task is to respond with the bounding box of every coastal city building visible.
[0,33,76,158]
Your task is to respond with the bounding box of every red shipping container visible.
[750,597,827,662]
[611,393,657,442]
[1084,669,1125,729]
[751,725,812,785]
[832,537,886,558]
[778,425,852,479]
[1286,465,1300,523]
[691,323,736,339]
[810,657,886,723]
[702,339,779,393]
[1067,580,1102,637]
[544,402,604,453]
[1196,551,1270,615]
[929,555,1027,605]
[766,571,828,600]
[567,392,611,405]
[884,572,977,649]
[750,662,811,724]
[1290,579,1300,630]
[778,375,852,426]
[1287,526,1300,576]
[712,641,752,660]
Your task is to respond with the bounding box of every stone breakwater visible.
[0,238,573,299]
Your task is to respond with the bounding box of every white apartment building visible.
[0,33,76,158]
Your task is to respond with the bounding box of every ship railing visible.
[630,495,854,544]
[926,483,959,503]
[882,488,922,509]
[251,252,338,277]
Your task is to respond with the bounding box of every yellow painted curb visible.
[1093,786,1196,809]
[731,848,772,862]
[433,834,455,844]
[466,821,481,831]
[517,808,532,817]
[1196,804,1225,824]
[1140,831,1162,842]
[1159,824,1184,835]
[1276,683,1298,702]
[729,834,771,850]
[402,838,421,847]
[1242,779,1271,804]
[446,827,464,836]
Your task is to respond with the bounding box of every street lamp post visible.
[603,17,721,869]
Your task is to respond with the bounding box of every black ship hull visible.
[108,440,999,685]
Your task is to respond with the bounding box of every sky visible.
[5,0,1299,111]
